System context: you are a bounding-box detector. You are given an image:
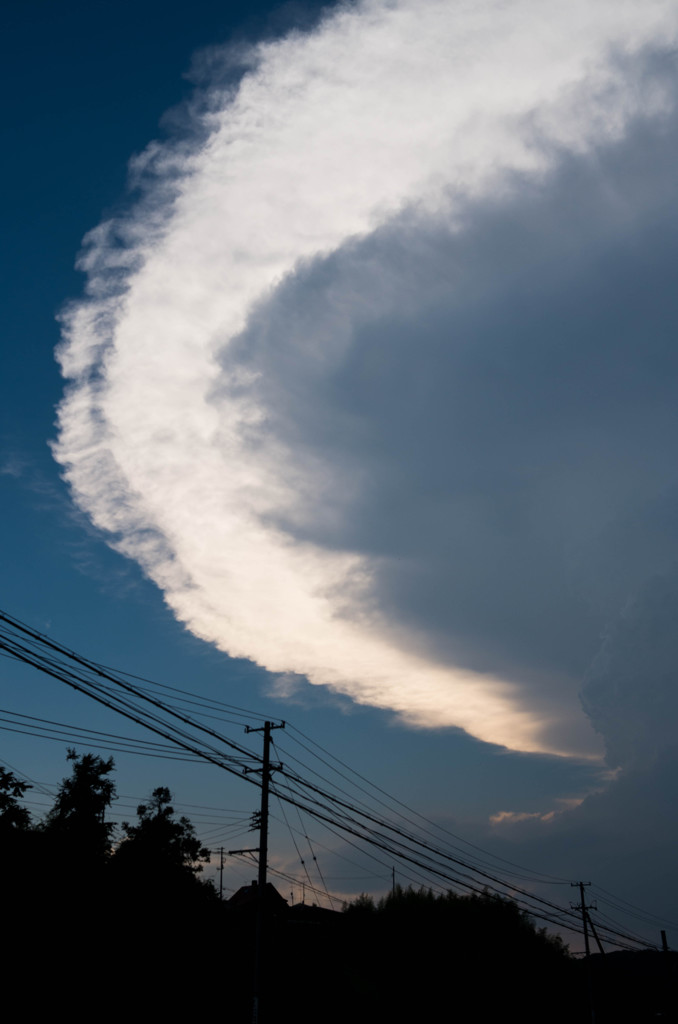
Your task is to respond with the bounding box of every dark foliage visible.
[110,785,213,907]
[307,885,574,1024]
[0,753,672,1024]
[115,786,210,875]
[0,765,31,832]
[42,748,116,861]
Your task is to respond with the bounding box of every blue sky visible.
[3,0,678,945]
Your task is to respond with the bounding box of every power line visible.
[0,607,663,951]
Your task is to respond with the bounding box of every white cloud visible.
[489,798,584,827]
[54,0,678,755]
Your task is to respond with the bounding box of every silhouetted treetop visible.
[345,884,568,958]
[43,748,116,859]
[0,766,31,832]
[115,786,210,880]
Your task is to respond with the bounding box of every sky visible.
[3,0,678,947]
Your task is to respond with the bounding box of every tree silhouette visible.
[0,766,31,833]
[336,886,573,1023]
[43,748,116,861]
[114,786,210,885]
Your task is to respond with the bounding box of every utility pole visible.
[571,881,596,1024]
[245,720,285,1024]
[587,910,605,957]
[571,881,592,957]
[219,846,224,899]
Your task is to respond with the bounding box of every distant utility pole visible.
[571,881,604,956]
[571,881,596,1024]
[245,720,285,1024]
[219,847,224,899]
[571,881,593,957]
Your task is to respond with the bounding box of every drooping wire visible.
[281,723,573,886]
[272,739,335,908]
[271,789,317,904]
[0,608,660,951]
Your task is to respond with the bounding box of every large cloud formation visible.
[55,0,678,757]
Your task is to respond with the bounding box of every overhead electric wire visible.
[113,681,269,732]
[274,734,559,888]
[271,769,656,948]
[0,610,261,764]
[0,610,263,782]
[272,738,335,908]
[23,630,569,890]
[269,820,392,889]
[266,865,338,906]
[587,906,656,949]
[269,777,454,899]
[271,792,318,903]
[94,664,271,726]
[0,608,661,951]
[0,722,205,762]
[275,766,584,922]
[0,707,207,761]
[7,618,627,927]
[0,755,53,797]
[271,771,509,901]
[282,723,573,886]
[591,884,678,932]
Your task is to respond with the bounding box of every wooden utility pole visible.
[571,881,595,1024]
[245,720,285,1024]
[572,881,592,957]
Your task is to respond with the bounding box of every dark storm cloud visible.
[223,79,678,752]
[582,569,678,769]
